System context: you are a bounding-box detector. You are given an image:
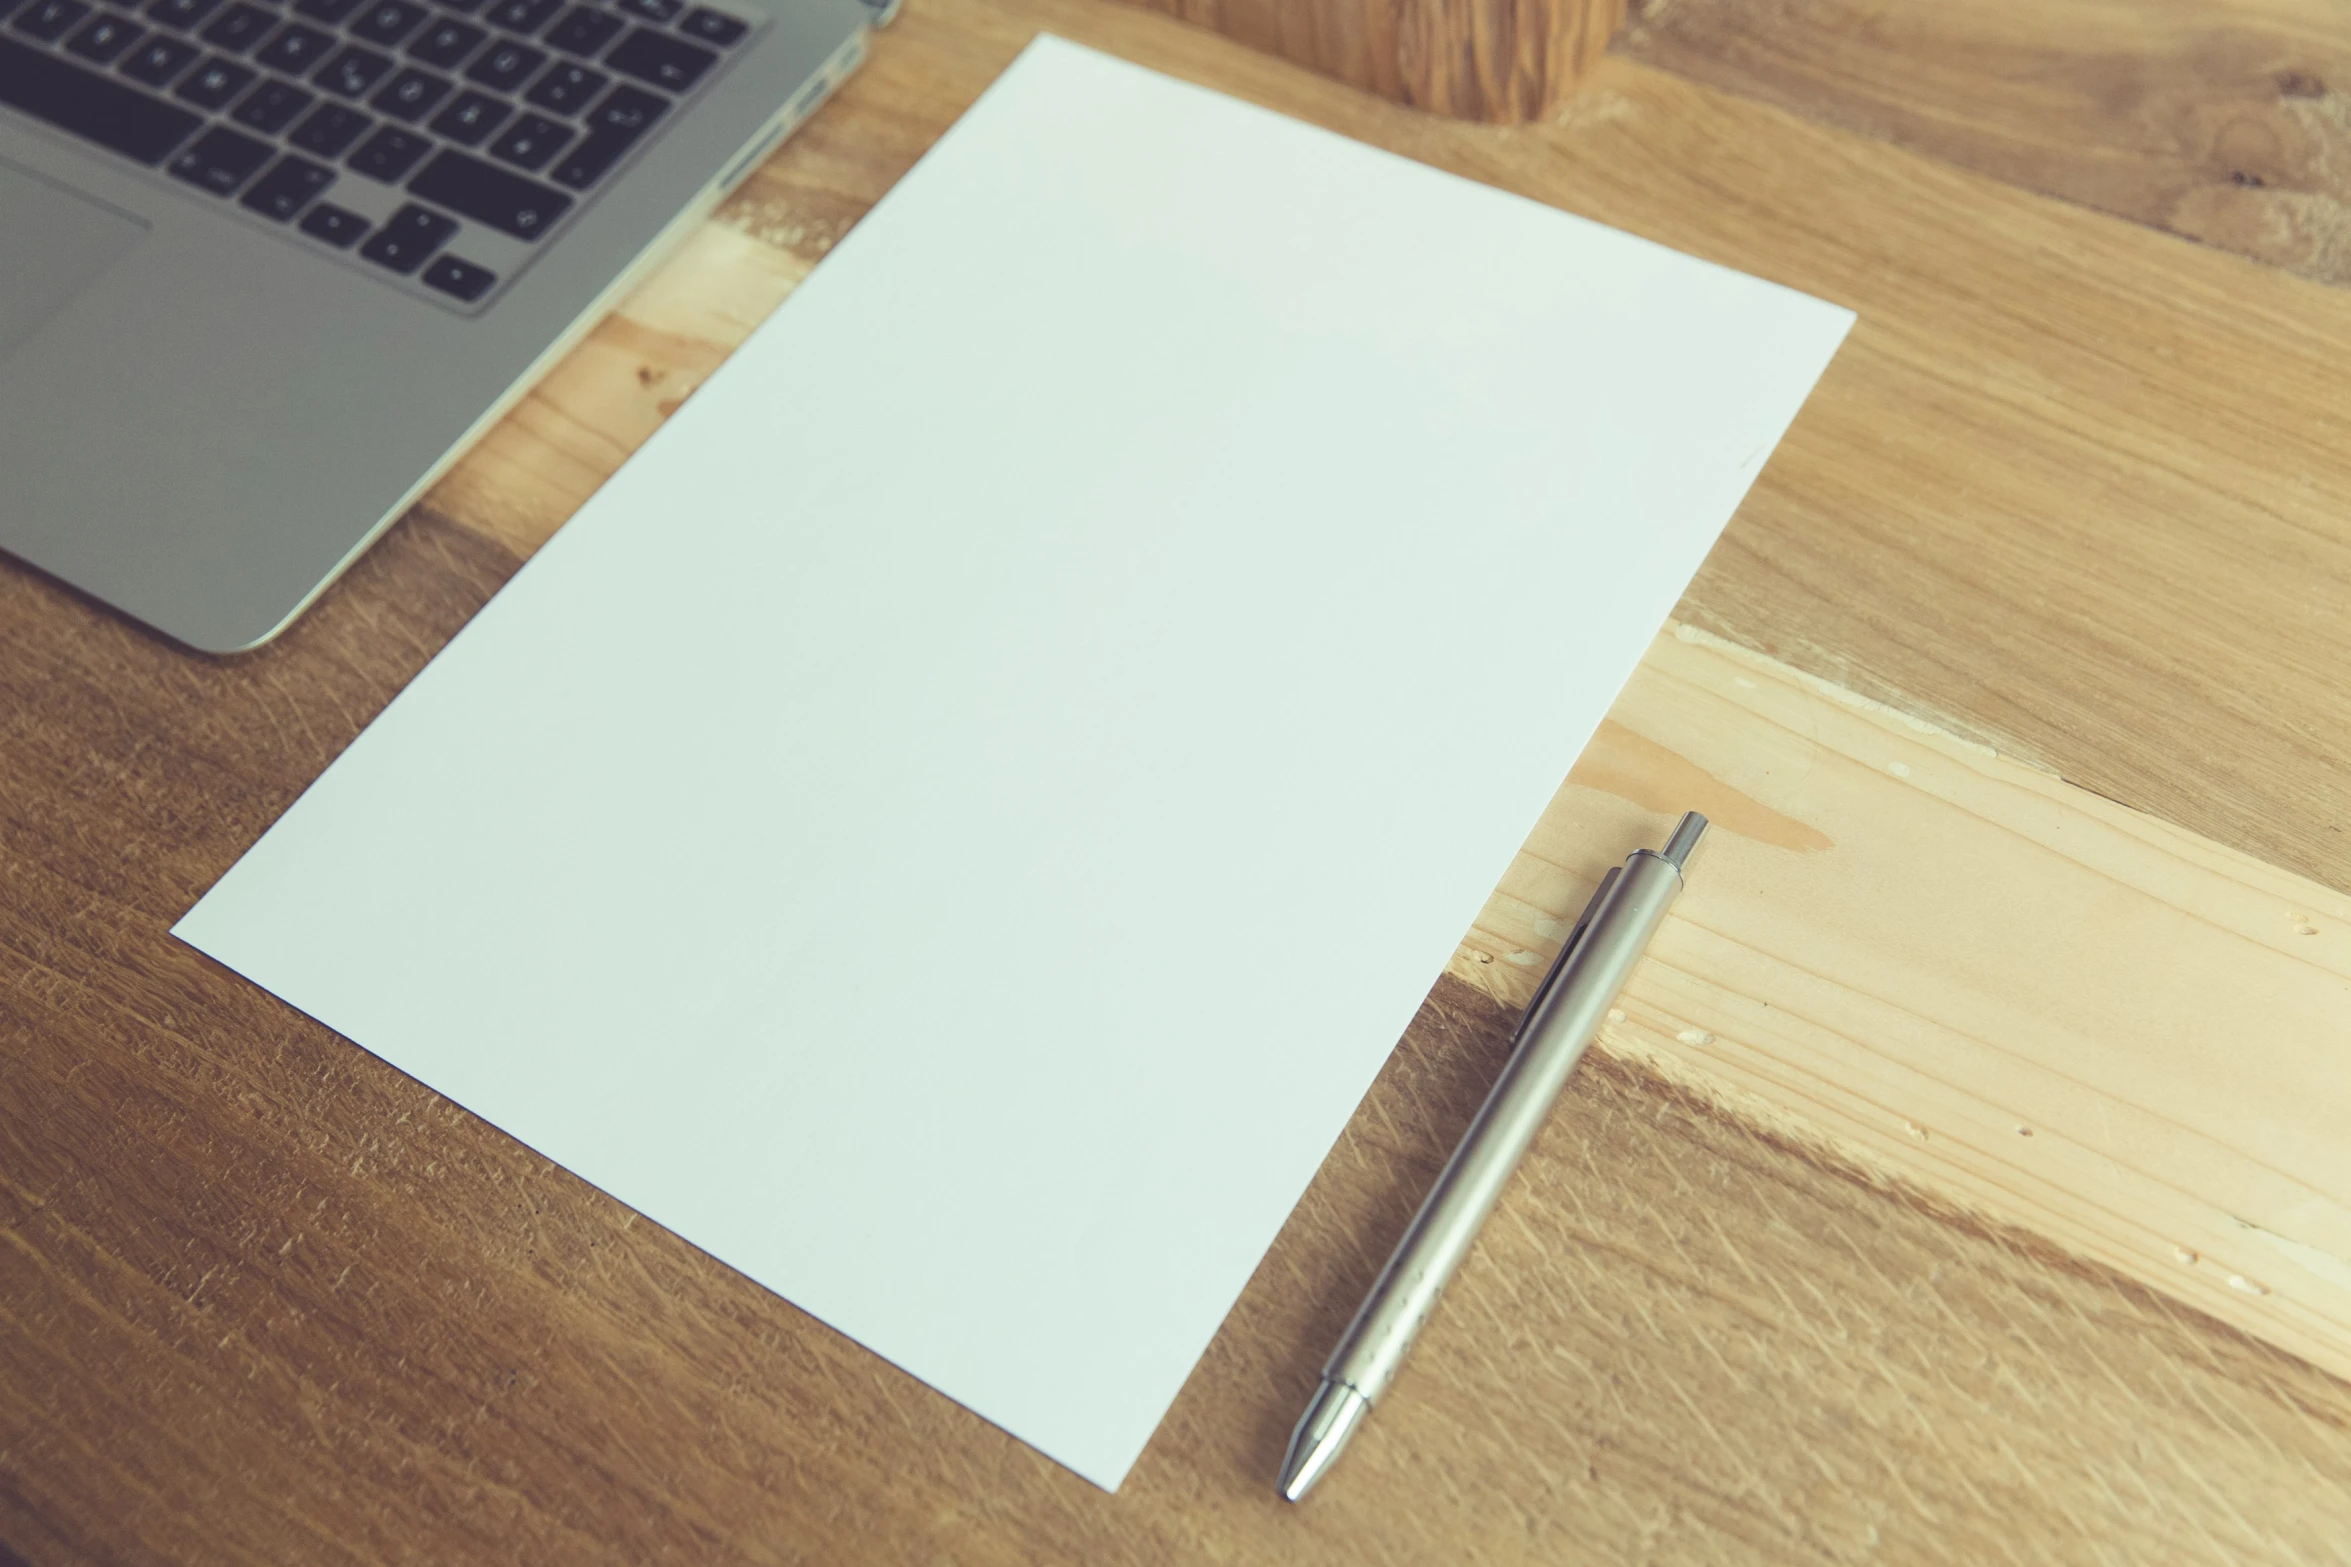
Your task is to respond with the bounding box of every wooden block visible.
[1454,624,2351,1379]
[1107,0,1627,121]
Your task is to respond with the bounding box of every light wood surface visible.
[7,0,2351,1559]
[1110,0,1625,121]
[1621,0,2351,286]
[1463,625,2351,1380]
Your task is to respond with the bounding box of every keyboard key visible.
[485,108,564,169]
[546,82,659,186]
[613,0,675,21]
[64,11,141,59]
[357,200,454,271]
[142,0,220,28]
[346,0,421,43]
[288,0,357,19]
[287,97,367,152]
[405,14,478,66]
[426,85,504,143]
[252,19,331,69]
[347,121,427,179]
[118,29,197,80]
[584,79,663,132]
[0,31,199,160]
[229,72,309,129]
[546,122,622,186]
[166,122,271,192]
[546,126,616,187]
[11,0,90,40]
[522,57,597,111]
[676,7,740,45]
[460,33,535,88]
[407,146,567,237]
[481,0,553,33]
[173,53,251,104]
[197,0,269,48]
[541,4,614,56]
[312,41,387,93]
[238,150,332,217]
[297,198,365,245]
[420,252,494,301]
[602,26,708,91]
[368,62,445,116]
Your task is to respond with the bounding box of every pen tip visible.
[1277,1380,1371,1502]
[1661,812,1708,871]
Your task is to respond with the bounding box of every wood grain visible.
[1455,625,2351,1381]
[7,546,2350,1560]
[1619,0,2351,287]
[1109,0,1625,121]
[8,0,2351,1557]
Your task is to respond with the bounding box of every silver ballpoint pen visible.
[1277,811,1709,1502]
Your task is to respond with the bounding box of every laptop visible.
[0,0,879,652]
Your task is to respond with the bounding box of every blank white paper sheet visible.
[177,36,1851,1490]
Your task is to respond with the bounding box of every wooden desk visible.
[6,0,2351,1560]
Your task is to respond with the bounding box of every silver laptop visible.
[0,0,877,652]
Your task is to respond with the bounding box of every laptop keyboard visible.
[0,0,758,311]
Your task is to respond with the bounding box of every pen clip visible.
[1510,866,1620,1048]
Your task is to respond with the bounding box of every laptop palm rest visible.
[0,157,147,366]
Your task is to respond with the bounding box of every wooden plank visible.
[1457,624,2351,1379]
[1618,0,2351,287]
[1107,0,1624,121]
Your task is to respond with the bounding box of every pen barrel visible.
[1321,848,1688,1404]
